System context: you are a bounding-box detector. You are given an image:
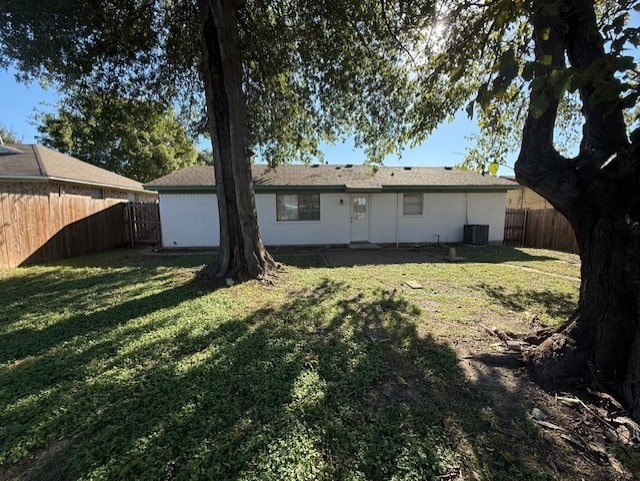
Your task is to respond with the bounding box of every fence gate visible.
[126,202,161,245]
[503,208,527,246]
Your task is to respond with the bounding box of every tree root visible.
[524,331,591,382]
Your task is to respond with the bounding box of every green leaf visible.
[450,65,465,82]
[614,55,636,72]
[542,55,553,66]
[487,162,499,175]
[548,69,570,99]
[465,100,475,120]
[522,61,535,81]
[498,49,519,83]
[530,93,550,119]
[477,84,492,111]
[611,13,629,34]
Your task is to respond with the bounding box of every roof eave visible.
[0,175,48,182]
[257,185,347,193]
[48,176,151,195]
[380,184,519,192]
[144,184,216,193]
[0,174,152,195]
[145,183,518,193]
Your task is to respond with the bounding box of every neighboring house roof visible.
[0,144,149,194]
[145,164,519,193]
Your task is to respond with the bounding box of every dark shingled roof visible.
[0,144,149,193]
[145,164,518,192]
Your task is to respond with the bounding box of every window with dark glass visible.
[276,194,320,221]
[403,193,423,215]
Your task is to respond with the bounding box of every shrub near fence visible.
[504,208,579,254]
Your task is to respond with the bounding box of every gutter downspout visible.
[395,192,399,247]
[465,190,469,224]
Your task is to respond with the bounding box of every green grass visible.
[0,247,600,480]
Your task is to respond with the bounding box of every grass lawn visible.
[0,246,634,480]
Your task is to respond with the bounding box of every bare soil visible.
[452,323,640,480]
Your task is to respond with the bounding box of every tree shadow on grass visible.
[271,245,563,270]
[1,277,625,481]
[445,245,561,264]
[479,283,577,322]
[0,276,199,366]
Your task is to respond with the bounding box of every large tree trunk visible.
[517,0,640,419]
[197,0,276,282]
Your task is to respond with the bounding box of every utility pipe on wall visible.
[395,192,399,247]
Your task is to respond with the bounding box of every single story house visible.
[145,164,518,248]
[0,144,156,269]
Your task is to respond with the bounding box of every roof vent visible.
[403,166,412,171]
[335,166,342,170]
[345,164,353,168]
[311,164,319,168]
[444,166,453,171]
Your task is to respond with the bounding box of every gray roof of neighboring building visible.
[144,164,519,193]
[0,144,150,194]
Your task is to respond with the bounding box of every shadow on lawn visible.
[274,245,562,269]
[2,277,586,480]
[447,245,560,264]
[480,283,577,321]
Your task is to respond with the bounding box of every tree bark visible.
[197,0,276,282]
[517,0,640,419]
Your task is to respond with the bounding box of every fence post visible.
[127,202,135,248]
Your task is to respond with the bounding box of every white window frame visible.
[402,193,423,216]
[276,193,321,221]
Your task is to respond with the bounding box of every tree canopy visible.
[0,123,22,144]
[406,0,639,171]
[0,0,435,164]
[36,92,198,182]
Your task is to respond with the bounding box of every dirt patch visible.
[455,337,639,480]
[0,438,73,481]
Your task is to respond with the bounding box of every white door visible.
[350,195,369,242]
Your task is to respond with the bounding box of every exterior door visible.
[350,195,369,242]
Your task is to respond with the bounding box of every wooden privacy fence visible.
[0,181,161,269]
[504,208,579,254]
[126,202,161,245]
[504,209,528,247]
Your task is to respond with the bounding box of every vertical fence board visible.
[3,190,19,268]
[0,180,157,270]
[128,202,161,244]
[505,208,579,253]
[503,209,527,246]
[0,188,10,269]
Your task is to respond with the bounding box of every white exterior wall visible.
[256,193,350,245]
[369,194,398,244]
[160,193,219,247]
[420,193,468,243]
[467,192,507,242]
[158,190,507,247]
[369,193,467,244]
[369,192,506,244]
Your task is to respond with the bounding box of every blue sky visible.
[3,9,638,174]
[1,66,505,170]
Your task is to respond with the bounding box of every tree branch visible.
[515,0,579,217]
